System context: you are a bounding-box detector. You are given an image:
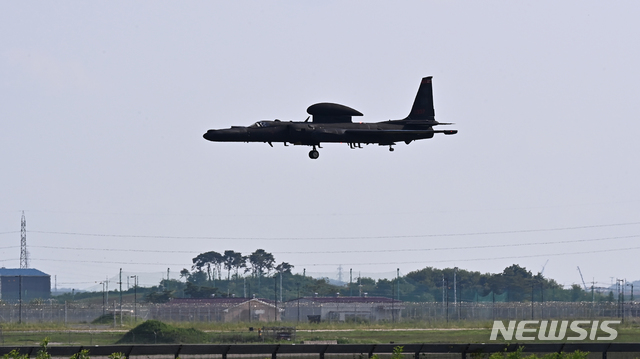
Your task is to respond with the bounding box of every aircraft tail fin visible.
[407,76,435,120]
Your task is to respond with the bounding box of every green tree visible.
[570,284,585,301]
[179,268,190,281]
[184,282,218,298]
[192,251,224,283]
[275,261,294,274]
[223,250,246,280]
[248,249,275,277]
[145,290,174,303]
[188,270,208,286]
[160,279,186,292]
[496,264,534,301]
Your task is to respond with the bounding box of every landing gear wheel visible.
[309,149,320,159]
[389,146,395,152]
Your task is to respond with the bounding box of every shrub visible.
[117,320,208,344]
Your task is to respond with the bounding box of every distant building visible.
[0,268,51,302]
[155,297,282,322]
[283,296,404,322]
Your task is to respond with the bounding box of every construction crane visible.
[577,266,588,291]
[540,260,549,275]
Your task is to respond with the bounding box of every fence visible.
[1,301,638,324]
[400,301,640,322]
[0,302,148,325]
[1,343,639,359]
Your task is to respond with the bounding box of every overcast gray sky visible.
[1,1,639,291]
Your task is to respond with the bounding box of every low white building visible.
[283,296,404,322]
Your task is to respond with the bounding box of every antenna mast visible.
[20,211,28,269]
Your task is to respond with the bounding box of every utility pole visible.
[458,279,462,320]
[279,270,283,303]
[105,277,109,310]
[492,291,495,321]
[297,282,300,323]
[453,267,458,316]
[350,268,353,296]
[540,280,544,318]
[101,281,106,316]
[615,278,624,321]
[130,275,138,323]
[18,275,22,324]
[616,279,620,317]
[621,279,626,322]
[397,268,400,301]
[531,282,534,319]
[392,279,395,323]
[442,274,445,318]
[274,275,278,321]
[591,279,595,318]
[119,268,123,326]
[445,278,449,323]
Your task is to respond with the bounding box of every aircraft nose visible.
[203,128,248,142]
[203,130,218,141]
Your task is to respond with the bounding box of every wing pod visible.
[307,103,363,123]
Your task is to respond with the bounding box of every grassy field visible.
[0,320,639,346]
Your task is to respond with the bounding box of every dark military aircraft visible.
[203,77,457,159]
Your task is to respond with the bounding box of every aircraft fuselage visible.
[203,77,457,159]
[203,120,451,146]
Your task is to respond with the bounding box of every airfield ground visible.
[0,321,639,345]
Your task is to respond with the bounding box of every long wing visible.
[344,129,457,135]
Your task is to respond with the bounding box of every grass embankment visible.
[117,320,207,344]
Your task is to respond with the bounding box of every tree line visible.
[178,249,293,284]
[138,248,617,304]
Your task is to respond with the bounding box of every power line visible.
[33,258,185,266]
[31,244,640,268]
[276,234,640,254]
[33,246,194,254]
[27,221,640,241]
[29,233,640,255]
[297,245,640,267]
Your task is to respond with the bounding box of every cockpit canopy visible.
[250,121,270,128]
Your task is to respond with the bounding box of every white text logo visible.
[489,320,620,341]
